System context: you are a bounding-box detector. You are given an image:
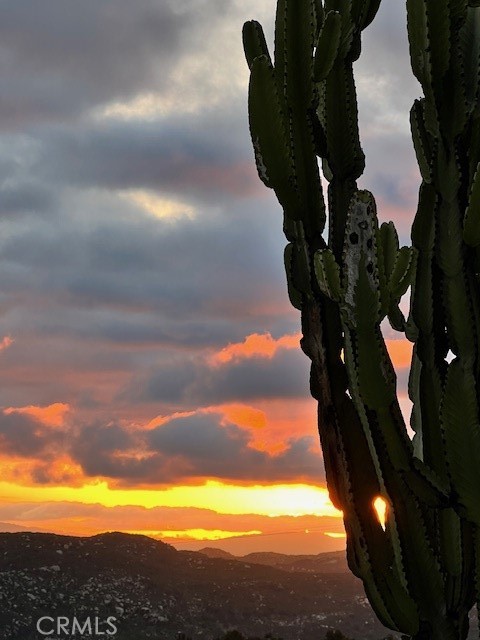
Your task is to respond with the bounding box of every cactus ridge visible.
[244,0,480,637]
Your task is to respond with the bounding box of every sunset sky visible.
[0,0,421,554]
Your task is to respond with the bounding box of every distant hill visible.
[0,530,469,640]
[0,522,50,533]
[198,546,236,560]
[198,549,348,574]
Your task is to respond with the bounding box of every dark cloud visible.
[0,0,214,129]
[0,181,56,218]
[147,413,267,478]
[28,103,258,205]
[67,411,323,485]
[0,411,63,457]
[198,350,310,403]
[125,348,310,408]
[0,194,291,348]
[70,421,145,480]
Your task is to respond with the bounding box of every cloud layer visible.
[0,0,420,534]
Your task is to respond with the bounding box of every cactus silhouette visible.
[243,1,480,638]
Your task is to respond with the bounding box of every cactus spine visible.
[244,0,480,638]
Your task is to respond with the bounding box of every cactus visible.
[243,1,480,638]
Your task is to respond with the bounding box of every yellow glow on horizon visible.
[126,528,262,541]
[0,480,341,518]
[324,532,346,539]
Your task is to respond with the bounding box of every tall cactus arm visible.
[314,11,342,81]
[274,0,326,243]
[242,20,271,69]
[411,100,435,184]
[247,55,299,211]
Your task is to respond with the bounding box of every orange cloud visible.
[4,403,70,428]
[222,398,316,454]
[213,403,267,431]
[212,332,300,365]
[146,405,267,433]
[0,453,85,487]
[144,410,196,431]
[211,333,412,373]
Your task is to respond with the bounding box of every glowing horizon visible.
[0,480,341,518]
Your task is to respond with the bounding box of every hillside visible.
[0,531,475,639]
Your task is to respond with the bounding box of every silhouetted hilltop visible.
[198,546,236,560]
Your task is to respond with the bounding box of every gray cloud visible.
[0,190,292,342]
[0,0,210,129]
[67,411,323,485]
[0,181,56,218]
[124,347,310,409]
[0,411,63,457]
[28,103,259,206]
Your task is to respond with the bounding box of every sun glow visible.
[373,496,387,530]
[127,528,262,541]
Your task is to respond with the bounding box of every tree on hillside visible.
[243,0,480,638]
